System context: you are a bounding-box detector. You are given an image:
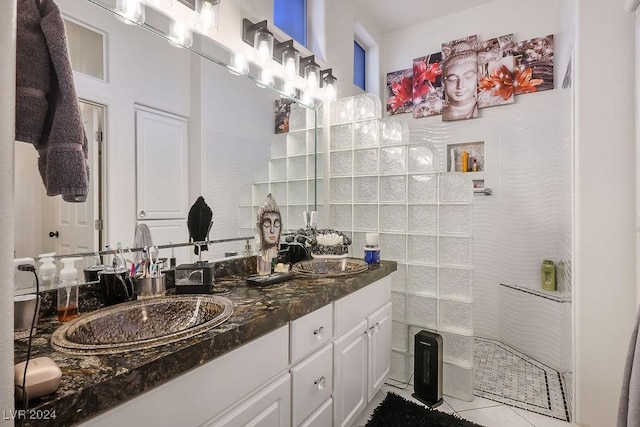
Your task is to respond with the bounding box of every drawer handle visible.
[374,322,380,332]
[313,326,325,340]
[314,376,326,390]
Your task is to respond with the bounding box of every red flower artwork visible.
[513,67,543,94]
[413,60,442,100]
[387,75,413,111]
[478,64,515,100]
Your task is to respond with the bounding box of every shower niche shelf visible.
[447,141,485,190]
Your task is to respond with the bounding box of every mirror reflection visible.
[14,0,319,291]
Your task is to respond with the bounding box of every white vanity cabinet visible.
[76,276,392,427]
[332,277,392,427]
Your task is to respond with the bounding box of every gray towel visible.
[16,0,89,202]
[618,307,640,427]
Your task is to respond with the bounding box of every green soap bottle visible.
[541,260,556,291]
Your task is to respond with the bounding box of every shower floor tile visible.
[473,337,570,422]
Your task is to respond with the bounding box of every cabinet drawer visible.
[290,304,333,364]
[291,343,333,426]
[299,398,332,427]
[334,276,391,335]
[207,373,290,427]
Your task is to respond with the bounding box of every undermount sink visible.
[291,258,369,277]
[51,295,233,355]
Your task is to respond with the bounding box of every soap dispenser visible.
[38,253,57,288]
[58,257,81,322]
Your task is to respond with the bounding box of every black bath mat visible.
[366,392,484,427]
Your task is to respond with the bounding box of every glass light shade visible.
[195,0,220,35]
[254,29,274,67]
[324,79,337,102]
[304,62,321,91]
[282,47,300,81]
[282,81,296,97]
[115,0,145,25]
[168,20,193,48]
[229,53,249,75]
[258,68,274,88]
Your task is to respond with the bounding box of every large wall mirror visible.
[14,0,319,291]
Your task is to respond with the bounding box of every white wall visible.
[574,1,637,426]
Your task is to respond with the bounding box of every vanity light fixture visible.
[274,39,300,82]
[195,0,220,35]
[168,19,194,48]
[300,55,320,91]
[115,0,145,25]
[321,68,337,102]
[242,19,274,68]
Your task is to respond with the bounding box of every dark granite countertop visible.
[14,258,396,426]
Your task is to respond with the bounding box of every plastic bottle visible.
[541,260,556,291]
[462,151,469,173]
[58,257,81,322]
[472,158,478,172]
[38,253,57,287]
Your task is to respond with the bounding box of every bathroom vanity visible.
[13,260,396,427]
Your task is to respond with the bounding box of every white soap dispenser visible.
[57,257,81,322]
[38,253,57,288]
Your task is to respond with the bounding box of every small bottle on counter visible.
[58,257,81,322]
[364,233,380,265]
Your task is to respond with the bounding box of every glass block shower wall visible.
[329,94,475,401]
[238,103,322,239]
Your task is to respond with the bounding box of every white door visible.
[135,106,188,220]
[333,318,368,427]
[43,101,102,259]
[367,302,392,401]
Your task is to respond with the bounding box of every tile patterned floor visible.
[473,337,570,422]
[355,337,575,426]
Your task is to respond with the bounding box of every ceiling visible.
[354,0,496,33]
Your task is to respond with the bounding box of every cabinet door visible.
[135,107,188,220]
[207,373,290,427]
[333,318,368,427]
[367,302,392,402]
[291,343,332,425]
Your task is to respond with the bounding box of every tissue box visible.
[175,261,214,294]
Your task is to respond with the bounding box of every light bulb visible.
[306,70,318,90]
[257,41,271,66]
[284,58,297,80]
[258,68,274,87]
[196,0,220,35]
[168,20,193,48]
[115,0,145,25]
[324,81,337,102]
[229,53,249,75]
[253,29,274,68]
[282,81,296,97]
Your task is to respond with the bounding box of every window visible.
[354,40,366,91]
[274,0,307,47]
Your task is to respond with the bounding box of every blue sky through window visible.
[274,0,307,47]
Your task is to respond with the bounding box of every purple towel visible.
[16,0,89,202]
